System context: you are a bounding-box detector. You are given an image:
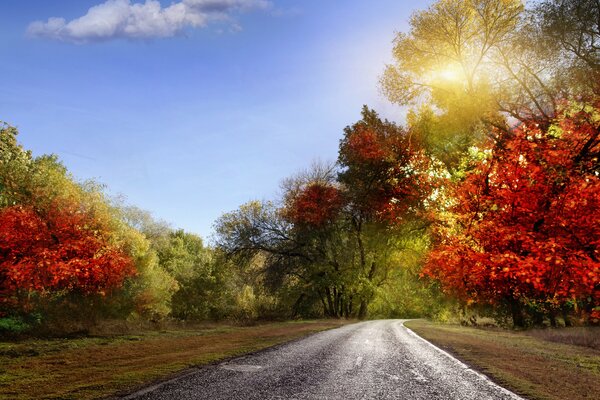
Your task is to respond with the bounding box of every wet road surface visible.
[124,320,523,400]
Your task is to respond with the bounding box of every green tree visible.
[158,230,232,320]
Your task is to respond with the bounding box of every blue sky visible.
[1,0,428,239]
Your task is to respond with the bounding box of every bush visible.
[0,314,40,335]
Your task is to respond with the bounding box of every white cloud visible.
[27,0,271,43]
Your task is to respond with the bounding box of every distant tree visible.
[285,183,343,228]
[337,106,434,317]
[156,229,232,320]
[338,106,432,223]
[0,122,32,208]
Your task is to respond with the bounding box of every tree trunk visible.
[291,294,305,318]
[549,313,557,328]
[320,295,330,317]
[509,298,525,328]
[325,287,336,318]
[358,300,368,320]
[348,295,353,317]
[562,306,572,327]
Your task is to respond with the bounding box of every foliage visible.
[381,0,600,168]
[285,183,343,227]
[216,108,436,319]
[0,204,135,311]
[424,103,600,326]
[0,124,179,325]
[0,315,38,334]
[530,0,600,97]
[338,106,432,223]
[158,230,233,320]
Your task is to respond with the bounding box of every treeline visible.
[1,0,599,332]
[0,125,272,334]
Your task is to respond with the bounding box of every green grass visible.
[405,319,600,400]
[0,319,350,400]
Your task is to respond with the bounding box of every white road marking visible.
[401,320,524,400]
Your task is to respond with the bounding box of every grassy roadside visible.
[404,320,600,400]
[0,319,350,400]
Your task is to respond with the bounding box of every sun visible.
[432,64,464,82]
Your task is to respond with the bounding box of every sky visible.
[0,0,429,240]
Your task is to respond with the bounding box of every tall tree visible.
[337,107,433,317]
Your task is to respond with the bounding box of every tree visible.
[0,125,180,322]
[337,107,435,318]
[285,183,343,228]
[530,0,600,96]
[157,229,232,320]
[381,0,600,168]
[0,203,135,313]
[423,102,600,326]
[0,122,32,208]
[381,0,522,164]
[338,106,432,223]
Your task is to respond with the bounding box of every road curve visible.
[124,320,523,400]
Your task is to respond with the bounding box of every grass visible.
[405,319,600,400]
[526,326,600,350]
[0,319,350,400]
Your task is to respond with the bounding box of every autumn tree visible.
[0,122,32,208]
[423,103,600,326]
[215,165,356,319]
[2,125,133,314]
[337,107,435,317]
[381,0,522,167]
[381,0,600,168]
[0,202,135,314]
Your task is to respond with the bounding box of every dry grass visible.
[0,319,350,400]
[405,320,600,400]
[525,327,600,350]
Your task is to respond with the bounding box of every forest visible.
[1,0,598,334]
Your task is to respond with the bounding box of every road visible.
[125,320,523,400]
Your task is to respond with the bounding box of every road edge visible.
[400,320,525,400]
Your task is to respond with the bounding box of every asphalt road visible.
[125,320,523,400]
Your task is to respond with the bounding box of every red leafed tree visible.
[338,106,431,223]
[0,202,135,310]
[286,183,344,227]
[424,103,600,326]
